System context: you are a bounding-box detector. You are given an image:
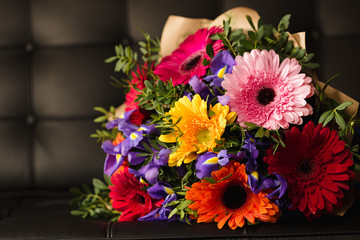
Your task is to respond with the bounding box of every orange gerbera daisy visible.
[185,161,280,229]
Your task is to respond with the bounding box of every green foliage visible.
[165,197,197,224]
[315,73,355,138]
[69,177,120,222]
[138,28,161,62]
[135,79,188,123]
[105,44,138,74]
[213,15,319,70]
[90,106,119,143]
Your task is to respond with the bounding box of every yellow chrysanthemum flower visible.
[159,94,236,167]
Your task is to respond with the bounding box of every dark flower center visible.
[298,158,315,178]
[257,87,276,106]
[299,162,312,174]
[134,193,146,204]
[222,184,247,210]
[181,52,203,72]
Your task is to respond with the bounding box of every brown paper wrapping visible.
[114,7,359,215]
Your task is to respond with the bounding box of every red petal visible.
[320,179,339,192]
[335,181,350,190]
[316,188,325,210]
[298,193,307,212]
[321,188,337,204]
[324,198,333,212]
[330,173,350,181]
[308,192,318,214]
[326,164,348,173]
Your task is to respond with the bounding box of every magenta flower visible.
[222,49,314,130]
[154,27,224,85]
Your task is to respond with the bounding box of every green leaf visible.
[142,142,153,153]
[257,25,264,40]
[318,110,332,124]
[255,127,264,138]
[334,112,347,129]
[92,178,108,190]
[82,184,92,194]
[218,173,233,182]
[278,14,291,31]
[71,210,86,216]
[93,107,109,115]
[168,208,178,219]
[204,177,217,184]
[144,80,156,92]
[284,40,293,54]
[300,53,315,63]
[206,44,214,58]
[94,115,108,123]
[208,110,215,117]
[113,60,121,72]
[240,39,254,50]
[302,63,320,69]
[223,19,231,36]
[336,101,353,111]
[177,199,192,210]
[246,15,256,31]
[248,31,256,42]
[105,56,118,63]
[323,111,335,127]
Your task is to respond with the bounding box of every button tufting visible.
[25,115,36,125]
[25,43,35,53]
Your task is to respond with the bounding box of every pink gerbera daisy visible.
[154,27,224,85]
[222,49,314,130]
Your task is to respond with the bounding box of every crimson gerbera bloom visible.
[154,27,224,85]
[264,121,354,218]
[125,63,153,125]
[109,166,158,221]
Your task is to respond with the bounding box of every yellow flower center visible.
[197,129,212,145]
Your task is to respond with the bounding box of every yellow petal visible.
[159,133,177,143]
[226,111,237,124]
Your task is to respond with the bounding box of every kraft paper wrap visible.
[112,7,359,215]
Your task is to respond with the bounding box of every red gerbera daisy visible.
[264,121,354,218]
[109,167,158,221]
[125,63,153,125]
[154,27,224,85]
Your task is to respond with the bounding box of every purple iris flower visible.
[103,154,125,176]
[102,140,126,176]
[242,132,260,173]
[138,194,178,221]
[105,109,136,129]
[189,76,212,100]
[195,150,231,179]
[247,171,287,199]
[265,173,287,199]
[147,182,174,199]
[195,152,218,179]
[203,50,235,88]
[130,148,171,184]
[127,151,147,165]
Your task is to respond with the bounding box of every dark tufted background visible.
[0,0,359,239]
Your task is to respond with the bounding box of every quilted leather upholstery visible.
[0,0,359,238]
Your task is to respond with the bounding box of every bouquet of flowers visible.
[70,7,360,230]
